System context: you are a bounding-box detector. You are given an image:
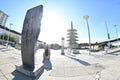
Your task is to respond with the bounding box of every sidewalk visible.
[0,45,120,80]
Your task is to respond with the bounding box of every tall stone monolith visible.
[16,5,44,77]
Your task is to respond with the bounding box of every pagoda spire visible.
[71,21,73,29]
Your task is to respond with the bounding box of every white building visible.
[0,10,8,26]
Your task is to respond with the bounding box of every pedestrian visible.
[104,44,109,54]
[43,45,50,61]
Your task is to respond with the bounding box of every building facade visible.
[0,10,8,26]
[0,25,46,49]
[0,25,21,45]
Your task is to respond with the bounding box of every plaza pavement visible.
[0,45,120,80]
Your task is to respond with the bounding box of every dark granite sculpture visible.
[21,5,43,70]
[16,5,44,77]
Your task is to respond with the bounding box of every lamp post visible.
[61,37,65,55]
[114,24,119,48]
[6,23,13,48]
[84,15,91,55]
[104,21,110,48]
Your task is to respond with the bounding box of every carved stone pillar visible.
[16,5,44,77]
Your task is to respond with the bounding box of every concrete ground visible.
[0,45,120,80]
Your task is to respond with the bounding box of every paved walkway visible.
[0,45,120,80]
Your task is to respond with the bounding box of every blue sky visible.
[0,0,120,44]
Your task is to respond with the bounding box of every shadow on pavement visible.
[90,54,104,58]
[42,60,52,71]
[64,55,91,66]
[66,53,76,57]
[0,47,12,52]
[12,69,44,80]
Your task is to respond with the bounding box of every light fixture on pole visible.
[114,24,119,48]
[84,15,91,55]
[6,23,13,48]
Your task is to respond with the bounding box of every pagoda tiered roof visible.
[67,36,78,38]
[66,21,79,49]
[67,32,77,35]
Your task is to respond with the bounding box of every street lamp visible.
[114,24,119,48]
[84,15,91,55]
[61,37,65,55]
[6,23,13,48]
[104,21,110,48]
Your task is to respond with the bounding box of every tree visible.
[0,33,16,43]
